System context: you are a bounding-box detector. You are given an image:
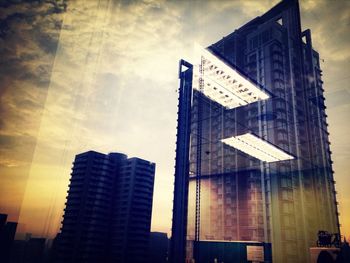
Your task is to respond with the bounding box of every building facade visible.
[55,151,155,263]
[171,1,339,263]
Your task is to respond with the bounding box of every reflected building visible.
[171,1,339,263]
[55,151,155,263]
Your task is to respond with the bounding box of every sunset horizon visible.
[0,0,349,262]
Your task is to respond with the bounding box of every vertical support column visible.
[195,57,204,242]
[194,57,203,262]
[170,59,193,263]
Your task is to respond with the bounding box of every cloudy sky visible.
[0,0,349,239]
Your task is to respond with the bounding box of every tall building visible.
[171,1,339,263]
[55,151,155,263]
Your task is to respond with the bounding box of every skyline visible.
[0,0,349,241]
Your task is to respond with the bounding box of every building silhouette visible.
[0,214,17,263]
[148,232,169,263]
[171,1,339,263]
[7,233,48,263]
[54,151,155,263]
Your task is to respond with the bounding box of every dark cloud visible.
[36,30,60,53]
[0,134,16,148]
[0,0,67,221]
[0,0,66,95]
[15,98,43,110]
[0,12,25,38]
[0,134,36,150]
[0,0,67,11]
[300,0,350,60]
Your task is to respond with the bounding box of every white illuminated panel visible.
[193,46,270,109]
[221,133,294,162]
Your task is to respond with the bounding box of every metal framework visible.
[171,47,274,263]
[193,56,204,262]
[193,46,270,109]
[170,60,193,263]
[221,133,294,162]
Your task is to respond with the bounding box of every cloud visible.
[325,89,350,108]
[0,0,66,221]
[1,0,349,238]
[300,0,350,62]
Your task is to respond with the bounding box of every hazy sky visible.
[0,0,349,240]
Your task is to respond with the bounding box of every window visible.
[276,100,285,109]
[276,18,283,26]
[285,229,296,240]
[282,190,293,200]
[283,202,294,213]
[284,216,291,226]
[277,131,288,141]
[281,178,292,188]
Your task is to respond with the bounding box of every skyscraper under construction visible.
[171,1,340,263]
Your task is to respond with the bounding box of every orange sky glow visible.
[0,0,349,241]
